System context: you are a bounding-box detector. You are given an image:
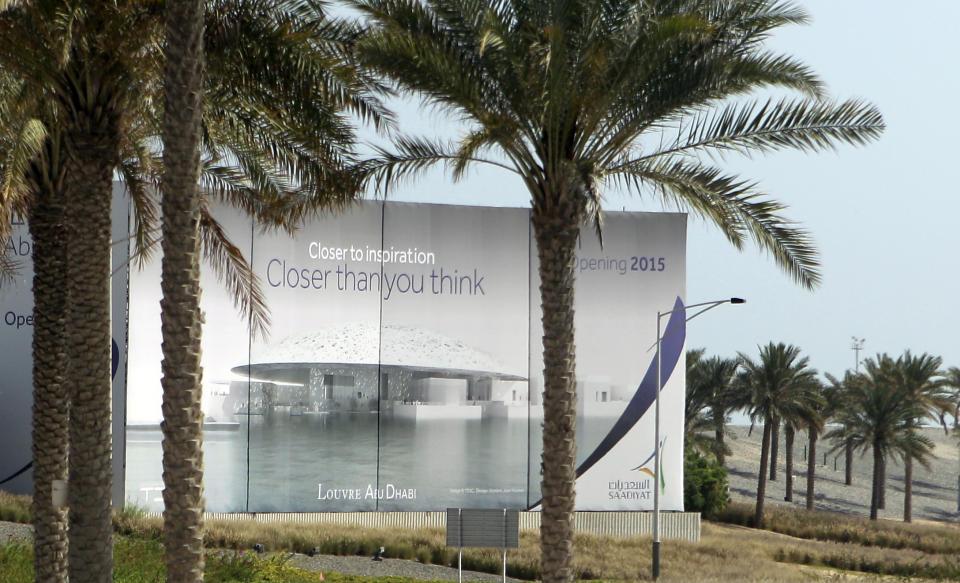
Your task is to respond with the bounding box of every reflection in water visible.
[126,411,613,513]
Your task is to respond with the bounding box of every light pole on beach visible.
[652,297,745,580]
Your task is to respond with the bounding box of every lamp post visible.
[652,297,745,581]
[851,337,865,373]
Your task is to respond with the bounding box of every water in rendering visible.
[125,410,614,513]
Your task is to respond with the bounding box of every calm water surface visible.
[125,411,613,512]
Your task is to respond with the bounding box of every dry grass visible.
[716,501,960,554]
[105,513,960,581]
[0,491,30,523]
[6,496,960,580]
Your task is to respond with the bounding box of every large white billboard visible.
[0,184,129,505]
[2,196,687,513]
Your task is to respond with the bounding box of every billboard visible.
[0,184,129,505]
[2,194,687,513]
[125,200,687,512]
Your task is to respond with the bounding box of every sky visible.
[367,0,960,382]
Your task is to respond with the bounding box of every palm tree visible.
[736,342,819,527]
[824,371,858,486]
[686,349,739,464]
[50,8,140,581]
[783,378,824,503]
[685,349,714,455]
[787,377,824,505]
[803,381,827,511]
[160,5,380,578]
[827,354,930,520]
[0,2,381,580]
[942,366,960,430]
[158,0,206,579]
[893,426,936,523]
[893,351,950,523]
[351,2,882,577]
[769,416,780,482]
[0,66,70,582]
[818,371,857,510]
[708,358,741,467]
[26,130,71,583]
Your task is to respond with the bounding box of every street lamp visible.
[652,297,745,581]
[851,337,865,373]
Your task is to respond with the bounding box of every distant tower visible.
[851,336,865,373]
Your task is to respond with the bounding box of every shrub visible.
[0,491,31,524]
[684,446,730,517]
[0,541,32,582]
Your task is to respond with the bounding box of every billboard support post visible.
[502,508,508,583]
[458,508,462,583]
[652,297,745,580]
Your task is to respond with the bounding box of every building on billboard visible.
[218,322,527,421]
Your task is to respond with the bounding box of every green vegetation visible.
[683,446,730,517]
[0,541,32,583]
[734,342,822,528]
[685,351,740,466]
[0,538,460,583]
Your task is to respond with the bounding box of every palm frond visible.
[611,157,820,288]
[353,0,882,300]
[644,98,884,162]
[116,157,160,268]
[198,204,271,339]
[361,135,518,197]
[0,117,45,210]
[0,243,21,287]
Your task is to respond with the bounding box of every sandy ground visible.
[723,425,960,522]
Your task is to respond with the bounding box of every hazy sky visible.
[371,0,960,381]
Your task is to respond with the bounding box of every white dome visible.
[251,322,509,375]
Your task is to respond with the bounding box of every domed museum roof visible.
[237,322,523,380]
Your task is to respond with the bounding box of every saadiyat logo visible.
[631,436,667,491]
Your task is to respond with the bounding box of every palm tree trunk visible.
[714,421,727,466]
[769,419,779,481]
[784,425,794,502]
[755,418,772,528]
[845,439,853,485]
[28,139,70,583]
[159,0,206,580]
[64,125,117,583]
[806,428,817,511]
[532,199,582,583]
[903,455,912,523]
[870,443,882,520]
[878,456,886,509]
